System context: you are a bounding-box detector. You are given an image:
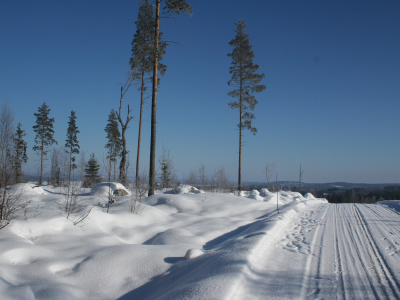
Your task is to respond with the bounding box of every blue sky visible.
[1,0,399,184]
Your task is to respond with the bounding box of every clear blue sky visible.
[1,0,399,184]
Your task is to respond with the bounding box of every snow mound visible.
[173,185,203,194]
[304,193,315,199]
[7,183,46,195]
[238,191,249,197]
[90,182,130,196]
[260,188,270,197]
[248,190,264,201]
[146,195,202,214]
[184,248,204,260]
[377,200,400,214]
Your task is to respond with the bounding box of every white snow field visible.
[1,184,400,299]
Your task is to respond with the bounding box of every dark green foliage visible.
[65,111,80,170]
[105,109,122,162]
[33,102,57,185]
[158,146,174,189]
[164,0,193,14]
[227,19,265,135]
[130,0,167,79]
[33,102,57,154]
[13,123,28,183]
[83,153,101,188]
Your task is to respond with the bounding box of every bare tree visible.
[102,154,114,213]
[187,170,196,186]
[197,164,207,190]
[0,103,27,228]
[212,167,230,193]
[0,102,15,188]
[265,162,276,188]
[78,150,87,185]
[116,76,134,186]
[129,170,147,214]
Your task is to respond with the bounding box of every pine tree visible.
[105,109,122,182]
[158,146,175,189]
[33,102,57,185]
[227,19,266,192]
[65,110,80,188]
[13,123,28,183]
[83,153,100,188]
[130,0,167,184]
[148,0,192,196]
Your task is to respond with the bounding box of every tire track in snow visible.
[353,205,400,299]
[303,204,400,300]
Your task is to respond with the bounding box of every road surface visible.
[233,203,400,300]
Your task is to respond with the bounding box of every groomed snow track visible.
[301,204,400,300]
[231,203,400,300]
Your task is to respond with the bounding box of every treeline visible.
[315,187,400,203]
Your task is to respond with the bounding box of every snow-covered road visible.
[233,203,400,300]
[304,204,400,300]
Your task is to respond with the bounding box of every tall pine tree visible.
[13,123,28,183]
[130,0,167,184]
[227,19,266,192]
[65,110,80,188]
[148,0,192,196]
[105,109,122,182]
[33,102,57,185]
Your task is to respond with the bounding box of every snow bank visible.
[376,200,400,214]
[248,190,264,201]
[90,182,130,196]
[259,188,269,197]
[7,183,46,195]
[184,248,204,260]
[0,183,328,300]
[173,185,203,194]
[304,192,315,199]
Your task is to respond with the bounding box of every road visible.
[233,203,400,300]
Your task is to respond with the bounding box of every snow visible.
[7,183,47,196]
[90,182,130,196]
[184,248,204,260]
[376,200,400,214]
[1,184,400,299]
[173,184,203,194]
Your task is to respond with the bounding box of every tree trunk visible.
[107,159,112,213]
[40,140,44,185]
[119,126,127,185]
[136,70,145,184]
[67,150,72,214]
[238,65,243,192]
[148,0,160,196]
[117,86,132,187]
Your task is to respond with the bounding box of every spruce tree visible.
[84,153,100,187]
[33,102,57,185]
[148,0,192,196]
[105,109,122,182]
[227,19,266,192]
[130,0,167,184]
[13,123,28,183]
[65,110,80,188]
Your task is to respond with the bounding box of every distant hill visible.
[244,181,400,191]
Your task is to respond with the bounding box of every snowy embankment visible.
[0,184,326,300]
